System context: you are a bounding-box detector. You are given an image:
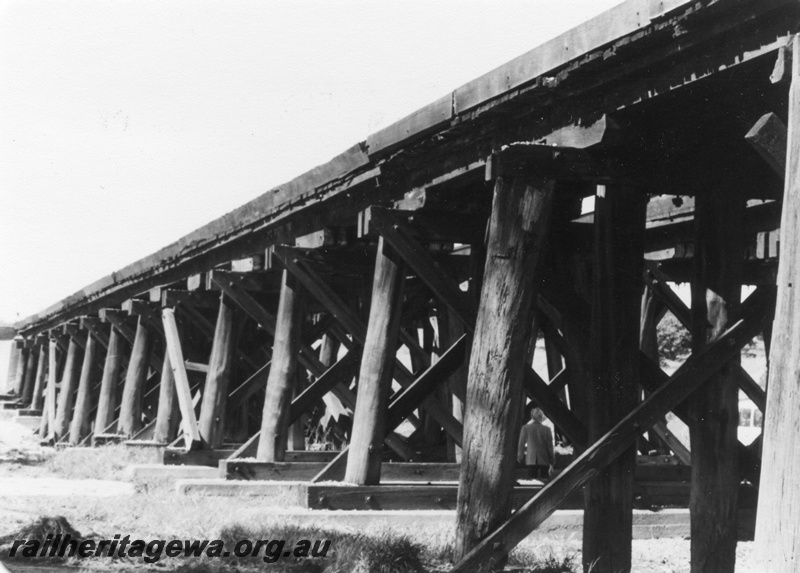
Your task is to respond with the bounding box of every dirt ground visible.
[0,411,762,572]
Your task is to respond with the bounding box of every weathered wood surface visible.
[164,447,237,467]
[278,450,339,462]
[212,267,332,378]
[99,309,136,343]
[370,203,577,447]
[162,308,202,450]
[12,347,27,396]
[224,461,328,481]
[648,264,767,412]
[227,350,359,461]
[638,353,762,484]
[198,295,238,448]
[312,335,468,483]
[19,346,38,405]
[68,333,99,445]
[443,311,467,463]
[81,317,110,349]
[311,484,565,511]
[548,276,760,482]
[306,481,704,511]
[344,238,406,484]
[755,34,800,572]
[169,448,337,467]
[258,271,306,461]
[236,461,457,482]
[368,207,477,330]
[745,112,788,176]
[290,350,358,424]
[385,335,467,433]
[367,93,453,156]
[454,175,555,560]
[153,352,180,443]
[689,190,744,573]
[100,309,162,374]
[583,185,646,573]
[94,327,124,435]
[450,288,773,572]
[41,339,59,437]
[52,337,82,440]
[225,459,684,484]
[30,344,48,412]
[118,317,153,437]
[274,247,365,345]
[275,245,464,445]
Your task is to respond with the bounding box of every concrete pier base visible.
[126,464,220,482]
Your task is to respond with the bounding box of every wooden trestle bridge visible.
[5,0,800,570]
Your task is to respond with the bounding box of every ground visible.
[0,412,761,572]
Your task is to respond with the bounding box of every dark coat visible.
[517,420,554,466]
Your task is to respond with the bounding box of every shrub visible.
[657,311,691,364]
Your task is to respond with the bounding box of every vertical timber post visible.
[94,327,123,434]
[13,346,28,396]
[288,370,307,450]
[53,336,82,440]
[4,345,21,394]
[68,332,98,444]
[41,338,59,437]
[118,317,153,437]
[583,184,646,573]
[257,270,306,461]
[441,309,467,463]
[344,237,407,484]
[690,188,744,573]
[198,294,238,448]
[153,352,180,443]
[30,343,48,412]
[754,34,800,571]
[20,345,38,405]
[639,281,672,456]
[454,173,555,561]
[318,333,342,443]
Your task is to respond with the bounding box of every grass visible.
[0,514,571,572]
[0,515,86,547]
[0,442,162,481]
[45,443,162,481]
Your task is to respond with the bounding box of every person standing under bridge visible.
[517,407,555,481]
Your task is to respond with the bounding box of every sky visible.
[0,0,632,383]
[0,0,626,327]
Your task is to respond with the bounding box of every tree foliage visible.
[657,311,691,363]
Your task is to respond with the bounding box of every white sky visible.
[0,0,626,327]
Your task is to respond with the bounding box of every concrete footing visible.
[13,413,41,431]
[126,464,219,481]
[176,479,307,506]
